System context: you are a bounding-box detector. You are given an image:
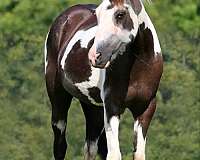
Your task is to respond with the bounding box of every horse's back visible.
[46,4,97,63]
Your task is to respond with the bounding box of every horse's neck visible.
[137,5,161,54]
[105,6,161,80]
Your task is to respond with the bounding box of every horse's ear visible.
[129,0,142,15]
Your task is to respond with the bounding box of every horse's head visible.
[89,0,142,68]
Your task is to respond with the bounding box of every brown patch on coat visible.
[46,4,97,75]
[126,22,163,116]
[65,41,91,83]
[114,9,134,30]
[88,87,102,103]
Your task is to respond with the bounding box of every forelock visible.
[110,0,124,6]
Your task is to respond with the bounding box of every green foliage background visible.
[0,0,199,159]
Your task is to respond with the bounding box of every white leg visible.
[84,140,98,160]
[134,120,146,160]
[104,113,121,160]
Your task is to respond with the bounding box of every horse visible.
[45,0,163,159]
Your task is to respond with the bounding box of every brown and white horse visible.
[45,0,163,160]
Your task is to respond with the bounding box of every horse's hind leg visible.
[80,101,107,160]
[51,89,72,160]
[46,72,72,159]
[97,130,107,160]
[130,98,157,160]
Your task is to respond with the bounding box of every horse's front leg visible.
[131,98,157,160]
[104,113,121,160]
[103,99,122,160]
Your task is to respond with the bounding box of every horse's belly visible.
[61,67,104,106]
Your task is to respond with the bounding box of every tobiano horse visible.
[45,0,163,159]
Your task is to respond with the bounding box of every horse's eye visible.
[115,11,126,20]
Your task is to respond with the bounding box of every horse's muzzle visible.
[88,41,113,68]
[89,52,111,68]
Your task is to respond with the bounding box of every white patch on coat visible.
[134,120,146,160]
[104,115,121,160]
[138,5,161,54]
[61,26,97,69]
[84,141,98,160]
[44,32,49,74]
[53,120,66,134]
[75,67,103,106]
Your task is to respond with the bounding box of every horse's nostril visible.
[95,53,103,65]
[96,53,102,60]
